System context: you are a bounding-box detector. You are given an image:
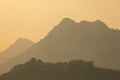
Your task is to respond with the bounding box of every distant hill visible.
[0,18,120,75]
[0,38,34,64]
[0,58,120,80]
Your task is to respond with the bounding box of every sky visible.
[0,0,120,51]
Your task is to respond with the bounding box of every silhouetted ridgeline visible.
[9,18,120,69]
[0,18,120,75]
[0,58,120,80]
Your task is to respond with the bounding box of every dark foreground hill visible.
[0,58,120,80]
[0,18,120,75]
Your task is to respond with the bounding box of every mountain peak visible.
[15,38,33,43]
[12,38,34,50]
[79,20,109,30]
[0,38,34,64]
[58,18,76,26]
[58,18,108,30]
[62,18,75,22]
[16,38,24,42]
[79,20,106,25]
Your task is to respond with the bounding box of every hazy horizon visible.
[0,0,120,51]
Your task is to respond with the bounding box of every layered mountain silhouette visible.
[0,38,34,64]
[0,18,120,75]
[0,58,120,80]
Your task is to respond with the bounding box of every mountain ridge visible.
[0,18,120,75]
[0,38,34,64]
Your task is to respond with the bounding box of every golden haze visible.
[0,0,120,51]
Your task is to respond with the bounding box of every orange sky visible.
[0,0,120,51]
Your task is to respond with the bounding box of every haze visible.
[0,0,120,51]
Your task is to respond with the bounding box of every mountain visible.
[0,38,34,64]
[0,18,120,75]
[0,58,120,80]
